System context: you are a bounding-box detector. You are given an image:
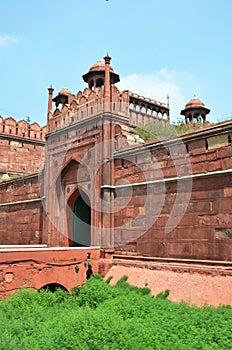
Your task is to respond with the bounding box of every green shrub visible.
[0,276,232,350]
[77,273,117,308]
[155,289,170,299]
[105,275,113,284]
[115,275,150,295]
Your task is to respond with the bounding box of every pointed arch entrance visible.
[71,192,91,247]
[57,159,92,247]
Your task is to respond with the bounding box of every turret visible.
[82,58,120,90]
[181,97,210,124]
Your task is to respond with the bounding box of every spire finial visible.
[48,85,54,93]
[104,54,111,64]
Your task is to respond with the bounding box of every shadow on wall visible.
[39,283,68,293]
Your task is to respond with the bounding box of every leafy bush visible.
[105,275,113,284]
[0,275,232,350]
[77,273,117,308]
[115,275,151,296]
[155,289,170,299]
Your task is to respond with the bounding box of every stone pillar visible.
[104,54,111,112]
[47,86,54,132]
[101,117,115,248]
[47,86,54,114]
[101,55,114,248]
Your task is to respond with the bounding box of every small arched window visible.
[96,78,104,87]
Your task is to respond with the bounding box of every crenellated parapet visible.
[48,85,104,132]
[47,84,131,132]
[0,116,46,180]
[47,57,170,133]
[0,116,47,141]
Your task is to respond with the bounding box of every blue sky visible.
[0,0,231,125]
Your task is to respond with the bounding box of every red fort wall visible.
[0,116,46,177]
[114,122,232,261]
[0,175,43,245]
[2,56,232,301]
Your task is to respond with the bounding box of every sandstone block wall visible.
[0,247,100,298]
[0,116,46,178]
[0,175,43,245]
[114,124,232,261]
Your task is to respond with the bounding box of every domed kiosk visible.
[82,59,120,90]
[52,87,72,107]
[181,97,210,124]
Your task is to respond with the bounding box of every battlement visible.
[0,116,47,141]
[0,116,46,180]
[48,86,170,133]
[46,56,170,134]
[48,85,131,132]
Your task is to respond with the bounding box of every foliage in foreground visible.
[0,274,232,350]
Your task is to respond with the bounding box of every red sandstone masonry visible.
[2,62,232,301]
[1,93,232,262]
[0,116,46,177]
[0,175,43,245]
[114,125,232,261]
[0,247,100,298]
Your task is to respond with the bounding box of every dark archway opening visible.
[39,283,68,293]
[96,78,104,88]
[71,192,91,247]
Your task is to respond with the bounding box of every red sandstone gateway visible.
[0,56,232,303]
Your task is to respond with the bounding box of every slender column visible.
[47,86,54,132]
[101,55,115,248]
[101,117,114,248]
[47,85,54,114]
[104,54,111,112]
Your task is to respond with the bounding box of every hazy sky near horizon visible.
[0,0,231,125]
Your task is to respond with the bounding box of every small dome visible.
[82,58,120,85]
[181,96,210,121]
[185,97,205,109]
[58,87,71,96]
[89,60,114,73]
